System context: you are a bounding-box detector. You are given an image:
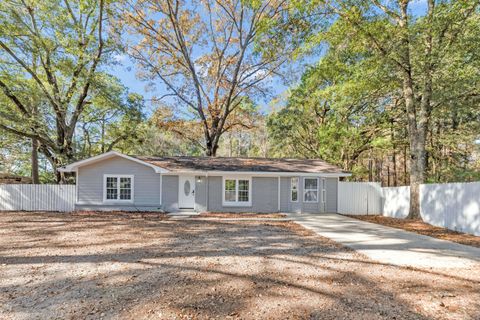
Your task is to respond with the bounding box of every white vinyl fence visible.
[337,182,383,215]
[420,182,480,236]
[338,181,480,236]
[0,184,75,212]
[382,186,410,218]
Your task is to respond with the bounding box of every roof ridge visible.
[133,155,331,162]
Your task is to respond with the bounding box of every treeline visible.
[1,0,479,217]
[266,0,480,192]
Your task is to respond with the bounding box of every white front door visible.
[178,175,195,209]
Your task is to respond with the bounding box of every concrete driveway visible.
[288,212,480,269]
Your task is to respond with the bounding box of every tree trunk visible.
[31,138,40,184]
[398,0,426,219]
[403,145,408,185]
[406,0,434,219]
[387,164,390,187]
[375,159,382,183]
[368,157,373,181]
[39,144,73,184]
[206,143,218,157]
[403,71,426,219]
[408,138,426,219]
[205,138,219,157]
[390,118,397,186]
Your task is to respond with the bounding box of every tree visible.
[277,0,480,218]
[267,50,394,178]
[336,0,479,217]
[0,0,107,182]
[76,76,146,157]
[117,0,295,156]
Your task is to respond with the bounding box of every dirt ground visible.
[347,215,480,248]
[1,212,479,320]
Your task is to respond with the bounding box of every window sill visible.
[222,202,252,207]
[103,200,134,204]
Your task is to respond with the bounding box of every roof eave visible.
[58,151,170,174]
[161,170,351,177]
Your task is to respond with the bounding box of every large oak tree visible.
[0,0,108,182]
[118,0,297,156]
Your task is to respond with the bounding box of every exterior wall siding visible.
[325,178,338,212]
[198,175,339,214]
[279,177,290,212]
[75,156,340,213]
[162,175,179,212]
[76,156,161,210]
[206,176,278,213]
[195,176,208,212]
[279,176,339,214]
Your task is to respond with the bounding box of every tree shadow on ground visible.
[0,212,479,319]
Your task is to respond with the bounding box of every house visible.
[59,151,351,213]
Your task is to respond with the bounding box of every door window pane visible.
[304,190,318,202]
[184,180,191,196]
[305,178,318,189]
[304,178,318,202]
[291,177,298,202]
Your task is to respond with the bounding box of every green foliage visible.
[0,0,150,181]
[268,0,480,184]
[1,0,479,186]
[77,79,147,157]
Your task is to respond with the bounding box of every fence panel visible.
[338,182,383,215]
[0,184,75,212]
[383,186,410,218]
[420,182,480,236]
[0,185,22,210]
[378,183,480,236]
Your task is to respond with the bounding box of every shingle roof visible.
[132,156,348,174]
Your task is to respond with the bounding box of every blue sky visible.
[110,1,428,117]
[110,53,291,115]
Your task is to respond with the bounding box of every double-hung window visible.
[223,177,251,206]
[104,175,134,202]
[304,178,319,202]
[291,177,299,202]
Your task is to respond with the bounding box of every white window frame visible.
[290,177,299,202]
[222,176,252,207]
[322,178,326,204]
[303,177,319,203]
[103,174,134,203]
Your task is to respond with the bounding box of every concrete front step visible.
[166,211,200,218]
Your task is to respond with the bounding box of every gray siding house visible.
[60,151,350,213]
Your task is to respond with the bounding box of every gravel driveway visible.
[1,211,479,320]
